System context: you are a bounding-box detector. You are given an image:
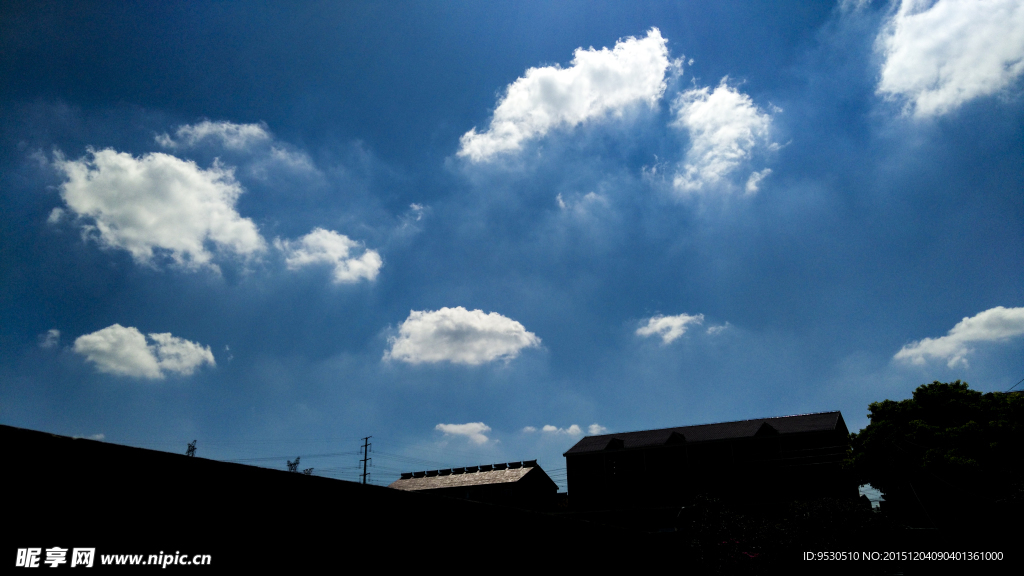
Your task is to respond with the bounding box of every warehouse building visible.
[563,411,855,510]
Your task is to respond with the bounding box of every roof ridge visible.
[578,411,841,439]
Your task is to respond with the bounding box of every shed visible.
[388,460,558,510]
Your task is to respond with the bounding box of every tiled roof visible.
[387,461,543,491]
[564,411,846,456]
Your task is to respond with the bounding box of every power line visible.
[221,451,359,464]
[124,433,570,489]
[367,435,517,462]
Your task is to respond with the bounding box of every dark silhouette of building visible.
[564,411,856,510]
[7,420,1006,570]
[388,460,557,509]
[2,424,621,568]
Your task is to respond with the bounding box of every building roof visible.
[564,411,847,456]
[388,461,548,491]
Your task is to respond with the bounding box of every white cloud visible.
[56,148,266,270]
[745,168,772,194]
[840,0,872,11]
[524,423,600,435]
[147,332,217,376]
[636,313,705,344]
[73,324,215,379]
[894,306,1024,368]
[435,422,492,445]
[276,228,382,284]
[556,191,608,216]
[74,325,160,379]
[156,120,271,150]
[540,424,583,436]
[247,146,319,180]
[268,146,314,170]
[458,28,674,162]
[706,322,730,335]
[56,147,377,283]
[877,0,1024,117]
[157,121,317,179]
[38,329,60,349]
[671,79,775,193]
[384,307,541,365]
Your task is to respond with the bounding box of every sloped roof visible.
[564,411,846,456]
[388,462,547,491]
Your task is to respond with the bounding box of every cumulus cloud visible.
[276,228,382,283]
[435,422,492,445]
[384,307,541,365]
[73,324,215,379]
[55,148,266,270]
[894,306,1024,368]
[156,120,271,150]
[876,0,1024,117]
[588,423,609,435]
[458,28,674,162]
[542,424,583,436]
[636,313,705,344]
[523,424,587,436]
[671,79,775,193]
[54,147,376,283]
[38,329,60,349]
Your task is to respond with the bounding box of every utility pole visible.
[360,436,372,485]
[186,440,196,457]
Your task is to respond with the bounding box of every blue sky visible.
[2,0,1023,487]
